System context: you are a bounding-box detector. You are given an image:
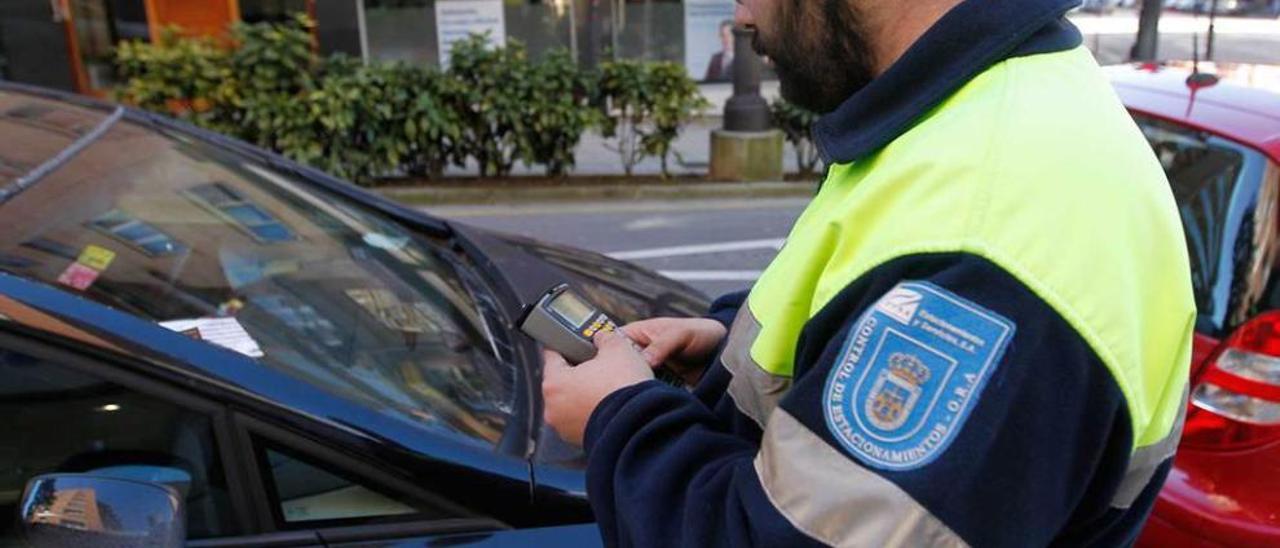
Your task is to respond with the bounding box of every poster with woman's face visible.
[683,0,736,83]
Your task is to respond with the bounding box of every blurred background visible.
[1,0,1276,98]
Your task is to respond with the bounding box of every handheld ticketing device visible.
[519,284,617,365]
[521,283,683,386]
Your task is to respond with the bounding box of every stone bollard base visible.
[709,129,785,182]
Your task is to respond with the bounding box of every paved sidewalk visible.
[1075,10,1280,65]
[1070,11,1280,35]
[381,179,818,205]
[442,111,810,179]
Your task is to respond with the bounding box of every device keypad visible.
[581,315,616,338]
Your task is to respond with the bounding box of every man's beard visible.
[754,0,876,114]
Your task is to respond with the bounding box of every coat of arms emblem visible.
[865,352,932,431]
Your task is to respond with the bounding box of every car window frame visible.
[222,411,509,543]
[0,323,258,539]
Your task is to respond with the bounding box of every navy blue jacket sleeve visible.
[705,290,749,330]
[583,254,1151,547]
[688,289,753,414]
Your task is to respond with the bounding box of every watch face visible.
[548,290,595,328]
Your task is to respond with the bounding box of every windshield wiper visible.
[0,106,124,206]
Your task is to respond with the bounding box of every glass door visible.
[64,0,149,94]
[240,0,313,24]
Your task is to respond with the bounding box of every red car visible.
[1108,62,1280,547]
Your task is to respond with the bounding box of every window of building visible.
[615,0,683,64]
[186,182,297,244]
[364,0,439,65]
[105,0,150,42]
[241,0,312,24]
[0,347,238,540]
[89,210,187,256]
[362,0,576,68]
[67,0,150,90]
[504,0,575,61]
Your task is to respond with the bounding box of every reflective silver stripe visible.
[723,304,791,428]
[1111,383,1189,509]
[755,409,968,548]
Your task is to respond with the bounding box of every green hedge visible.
[597,59,709,177]
[769,97,823,176]
[113,17,706,184]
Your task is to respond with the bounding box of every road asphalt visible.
[424,198,810,298]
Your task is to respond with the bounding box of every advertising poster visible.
[683,0,736,82]
[436,0,506,67]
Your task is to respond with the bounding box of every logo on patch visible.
[824,282,1014,470]
[866,353,931,431]
[875,287,922,324]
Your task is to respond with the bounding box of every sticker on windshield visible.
[57,262,101,291]
[56,244,118,291]
[160,317,265,358]
[77,245,117,271]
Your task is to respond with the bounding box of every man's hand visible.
[623,318,728,385]
[542,330,654,446]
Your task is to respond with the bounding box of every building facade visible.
[0,0,741,96]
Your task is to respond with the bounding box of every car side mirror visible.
[19,473,185,548]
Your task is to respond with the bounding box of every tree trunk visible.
[1131,0,1163,61]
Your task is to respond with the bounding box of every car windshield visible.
[0,93,517,451]
[1134,113,1278,334]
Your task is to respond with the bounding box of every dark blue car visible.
[0,83,708,547]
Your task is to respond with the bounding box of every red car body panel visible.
[1145,443,1280,547]
[1106,64,1280,164]
[1190,333,1221,380]
[1111,63,1280,547]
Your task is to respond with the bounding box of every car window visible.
[1134,114,1277,334]
[255,442,446,527]
[0,347,237,540]
[0,106,517,451]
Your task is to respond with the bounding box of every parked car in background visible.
[1165,0,1200,12]
[1165,0,1250,15]
[1108,62,1280,547]
[0,82,710,547]
[1081,0,1124,14]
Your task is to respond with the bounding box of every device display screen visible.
[548,291,595,327]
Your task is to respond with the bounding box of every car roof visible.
[1106,62,1280,164]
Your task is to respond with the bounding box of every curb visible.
[376,181,819,206]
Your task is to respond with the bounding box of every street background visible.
[429,198,808,297]
[433,9,1280,179]
[424,8,1280,299]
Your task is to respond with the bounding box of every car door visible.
[208,412,600,548]
[0,300,599,548]
[0,324,253,543]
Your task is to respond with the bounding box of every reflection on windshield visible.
[0,94,108,186]
[0,108,515,450]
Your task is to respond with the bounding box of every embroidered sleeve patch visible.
[822,281,1015,471]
